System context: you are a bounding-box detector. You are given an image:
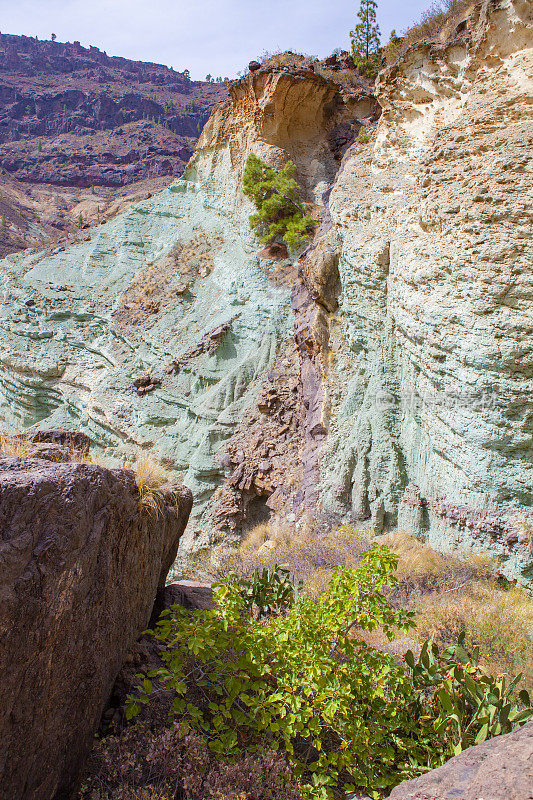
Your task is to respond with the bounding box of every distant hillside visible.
[0,33,228,255]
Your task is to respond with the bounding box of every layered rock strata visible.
[0,444,192,800]
[317,0,533,586]
[0,60,376,560]
[0,1,531,586]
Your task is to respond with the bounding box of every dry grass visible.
[133,457,172,516]
[190,518,370,599]
[412,583,533,691]
[1,430,177,519]
[384,0,474,65]
[191,523,533,692]
[0,432,37,458]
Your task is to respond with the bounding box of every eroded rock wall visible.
[0,63,375,559]
[319,0,533,586]
[0,3,530,584]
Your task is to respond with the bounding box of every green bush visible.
[230,564,303,619]
[242,154,316,252]
[127,543,533,799]
[128,545,442,798]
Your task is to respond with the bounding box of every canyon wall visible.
[0,0,530,584]
[319,0,533,586]
[0,58,375,561]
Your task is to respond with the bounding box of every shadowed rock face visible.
[389,721,533,799]
[0,453,192,800]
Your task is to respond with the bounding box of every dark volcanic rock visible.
[389,722,533,800]
[0,33,227,187]
[26,428,91,453]
[0,454,192,800]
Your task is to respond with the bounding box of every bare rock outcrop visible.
[319,0,533,586]
[389,721,533,799]
[0,452,192,800]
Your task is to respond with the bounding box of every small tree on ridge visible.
[350,0,381,77]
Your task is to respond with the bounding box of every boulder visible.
[26,429,91,454]
[389,722,533,800]
[0,454,192,800]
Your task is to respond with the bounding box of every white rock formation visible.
[319,0,533,586]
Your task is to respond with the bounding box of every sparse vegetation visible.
[356,129,371,144]
[242,154,316,252]
[384,0,472,66]
[133,457,171,516]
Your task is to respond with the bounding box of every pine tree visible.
[350,0,381,77]
[242,154,316,252]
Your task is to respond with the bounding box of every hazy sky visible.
[0,0,436,80]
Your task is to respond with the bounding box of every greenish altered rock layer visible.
[0,2,531,588]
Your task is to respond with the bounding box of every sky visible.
[0,0,438,80]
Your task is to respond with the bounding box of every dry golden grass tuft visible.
[0,432,36,458]
[133,456,172,516]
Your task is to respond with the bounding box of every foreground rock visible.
[389,721,533,799]
[0,453,192,800]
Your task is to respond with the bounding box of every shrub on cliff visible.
[242,154,315,252]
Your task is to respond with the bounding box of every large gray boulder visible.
[389,722,533,800]
[0,454,192,800]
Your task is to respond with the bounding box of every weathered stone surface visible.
[319,0,533,586]
[389,722,533,799]
[0,59,375,562]
[0,455,192,800]
[26,428,91,453]
[0,0,531,586]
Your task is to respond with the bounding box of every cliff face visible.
[319,0,533,585]
[0,34,225,258]
[0,1,530,583]
[0,59,375,562]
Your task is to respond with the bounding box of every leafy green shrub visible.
[128,542,533,799]
[406,634,533,755]
[128,545,443,798]
[230,564,303,619]
[242,154,316,252]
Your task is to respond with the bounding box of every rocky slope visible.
[318,0,533,586]
[0,0,530,585]
[0,54,376,562]
[0,34,226,256]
